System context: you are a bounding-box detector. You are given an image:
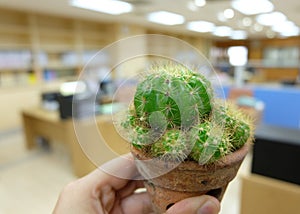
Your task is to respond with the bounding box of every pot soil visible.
[131,142,249,213]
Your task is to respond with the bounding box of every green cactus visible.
[133,64,213,128]
[122,63,253,164]
[174,120,232,163]
[150,129,188,161]
[214,103,252,149]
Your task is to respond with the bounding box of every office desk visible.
[22,107,129,177]
[240,124,300,214]
[252,124,300,185]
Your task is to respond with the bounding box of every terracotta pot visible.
[131,142,249,213]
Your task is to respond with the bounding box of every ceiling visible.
[0,0,300,40]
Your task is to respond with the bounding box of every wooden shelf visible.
[38,28,74,37]
[0,23,29,34]
[0,32,30,47]
[0,68,31,72]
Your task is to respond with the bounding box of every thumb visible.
[166,195,220,214]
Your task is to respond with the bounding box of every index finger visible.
[102,153,141,177]
[87,153,144,190]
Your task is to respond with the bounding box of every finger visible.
[100,153,138,179]
[120,192,153,214]
[118,180,145,198]
[99,153,141,187]
[83,153,140,190]
[166,195,220,214]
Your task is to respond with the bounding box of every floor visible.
[0,129,252,214]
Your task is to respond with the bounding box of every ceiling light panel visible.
[218,9,234,22]
[187,2,198,11]
[194,0,206,7]
[256,12,286,26]
[224,9,234,19]
[187,0,206,11]
[187,21,215,33]
[70,0,133,15]
[230,30,247,40]
[213,26,232,37]
[232,0,274,15]
[280,29,300,37]
[147,11,185,26]
[272,21,300,36]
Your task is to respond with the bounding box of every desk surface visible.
[22,106,129,177]
[22,106,113,123]
[23,107,61,122]
[255,124,300,146]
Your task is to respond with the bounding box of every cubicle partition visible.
[222,84,300,129]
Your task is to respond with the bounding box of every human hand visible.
[53,153,220,214]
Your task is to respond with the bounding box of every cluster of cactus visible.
[121,63,253,164]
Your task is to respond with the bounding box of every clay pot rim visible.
[131,141,250,170]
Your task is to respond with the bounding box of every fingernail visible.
[197,200,218,214]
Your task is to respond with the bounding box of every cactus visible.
[122,63,253,164]
[214,102,253,149]
[133,64,213,128]
[150,129,187,161]
[190,121,233,163]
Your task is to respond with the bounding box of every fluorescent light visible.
[70,0,133,15]
[272,21,300,37]
[256,12,286,26]
[187,21,215,33]
[228,46,248,66]
[280,29,300,37]
[187,0,206,11]
[217,12,226,22]
[213,26,232,37]
[224,9,234,19]
[232,0,273,15]
[230,30,247,40]
[218,9,234,22]
[187,2,198,11]
[194,0,206,7]
[147,11,185,26]
[60,81,87,96]
[272,21,296,32]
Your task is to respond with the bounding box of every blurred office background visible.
[0,0,300,213]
